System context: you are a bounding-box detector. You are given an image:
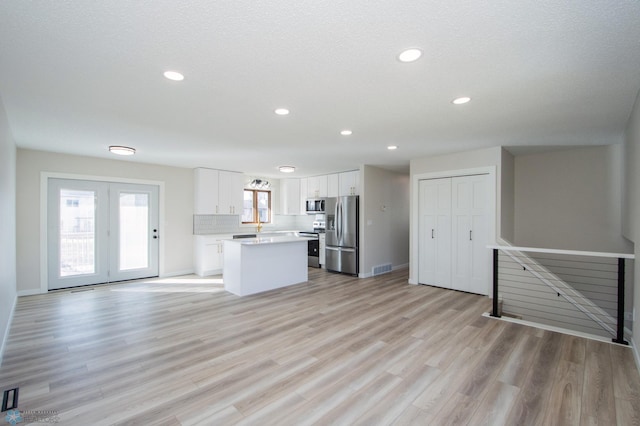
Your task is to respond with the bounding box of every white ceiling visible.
[1,1,640,178]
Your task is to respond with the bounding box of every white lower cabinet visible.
[194,234,231,276]
[418,174,489,295]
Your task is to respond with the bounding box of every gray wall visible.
[0,97,17,364]
[16,149,195,294]
[514,145,632,253]
[623,89,640,359]
[360,165,410,275]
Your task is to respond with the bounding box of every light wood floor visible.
[1,269,639,425]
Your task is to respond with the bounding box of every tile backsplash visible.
[193,214,315,235]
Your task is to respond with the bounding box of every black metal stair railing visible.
[489,245,634,345]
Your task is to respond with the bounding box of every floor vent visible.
[2,387,19,411]
[372,263,392,276]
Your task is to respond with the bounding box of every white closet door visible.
[451,175,489,295]
[469,176,489,294]
[452,177,471,292]
[418,178,451,287]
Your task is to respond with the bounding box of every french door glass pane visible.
[59,189,96,277]
[119,193,149,271]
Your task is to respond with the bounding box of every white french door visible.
[48,179,159,290]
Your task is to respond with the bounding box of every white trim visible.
[392,263,409,271]
[410,166,497,293]
[0,295,17,366]
[40,172,166,294]
[482,312,626,345]
[18,289,43,297]
[161,269,196,278]
[487,245,635,259]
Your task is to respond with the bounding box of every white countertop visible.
[225,235,314,245]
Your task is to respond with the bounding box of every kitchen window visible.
[242,190,271,224]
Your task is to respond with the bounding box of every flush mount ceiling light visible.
[278,165,295,173]
[387,145,398,150]
[163,71,184,81]
[109,145,136,156]
[340,130,353,136]
[398,48,422,63]
[452,96,471,105]
[274,108,290,115]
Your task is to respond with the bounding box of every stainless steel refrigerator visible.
[325,195,359,275]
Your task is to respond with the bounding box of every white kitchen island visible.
[223,236,309,296]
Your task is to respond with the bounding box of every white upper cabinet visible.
[327,174,339,197]
[218,171,244,215]
[280,178,301,215]
[299,178,308,213]
[194,168,243,215]
[194,168,220,214]
[339,170,359,196]
[307,175,328,198]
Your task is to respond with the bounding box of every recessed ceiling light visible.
[109,146,136,156]
[387,145,398,150]
[340,130,353,136]
[275,108,290,115]
[452,96,471,105]
[163,71,184,81]
[398,48,422,63]
[279,165,295,173]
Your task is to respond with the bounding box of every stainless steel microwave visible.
[305,198,326,214]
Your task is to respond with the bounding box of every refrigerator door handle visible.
[334,199,340,239]
[326,246,356,252]
[337,201,342,242]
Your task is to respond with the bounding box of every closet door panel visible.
[451,177,470,292]
[469,176,489,294]
[418,178,451,287]
[418,180,438,285]
[452,212,471,292]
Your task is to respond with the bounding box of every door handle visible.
[431,229,434,239]
[469,230,472,241]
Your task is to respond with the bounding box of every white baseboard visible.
[0,295,17,367]
[161,269,197,278]
[18,288,44,297]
